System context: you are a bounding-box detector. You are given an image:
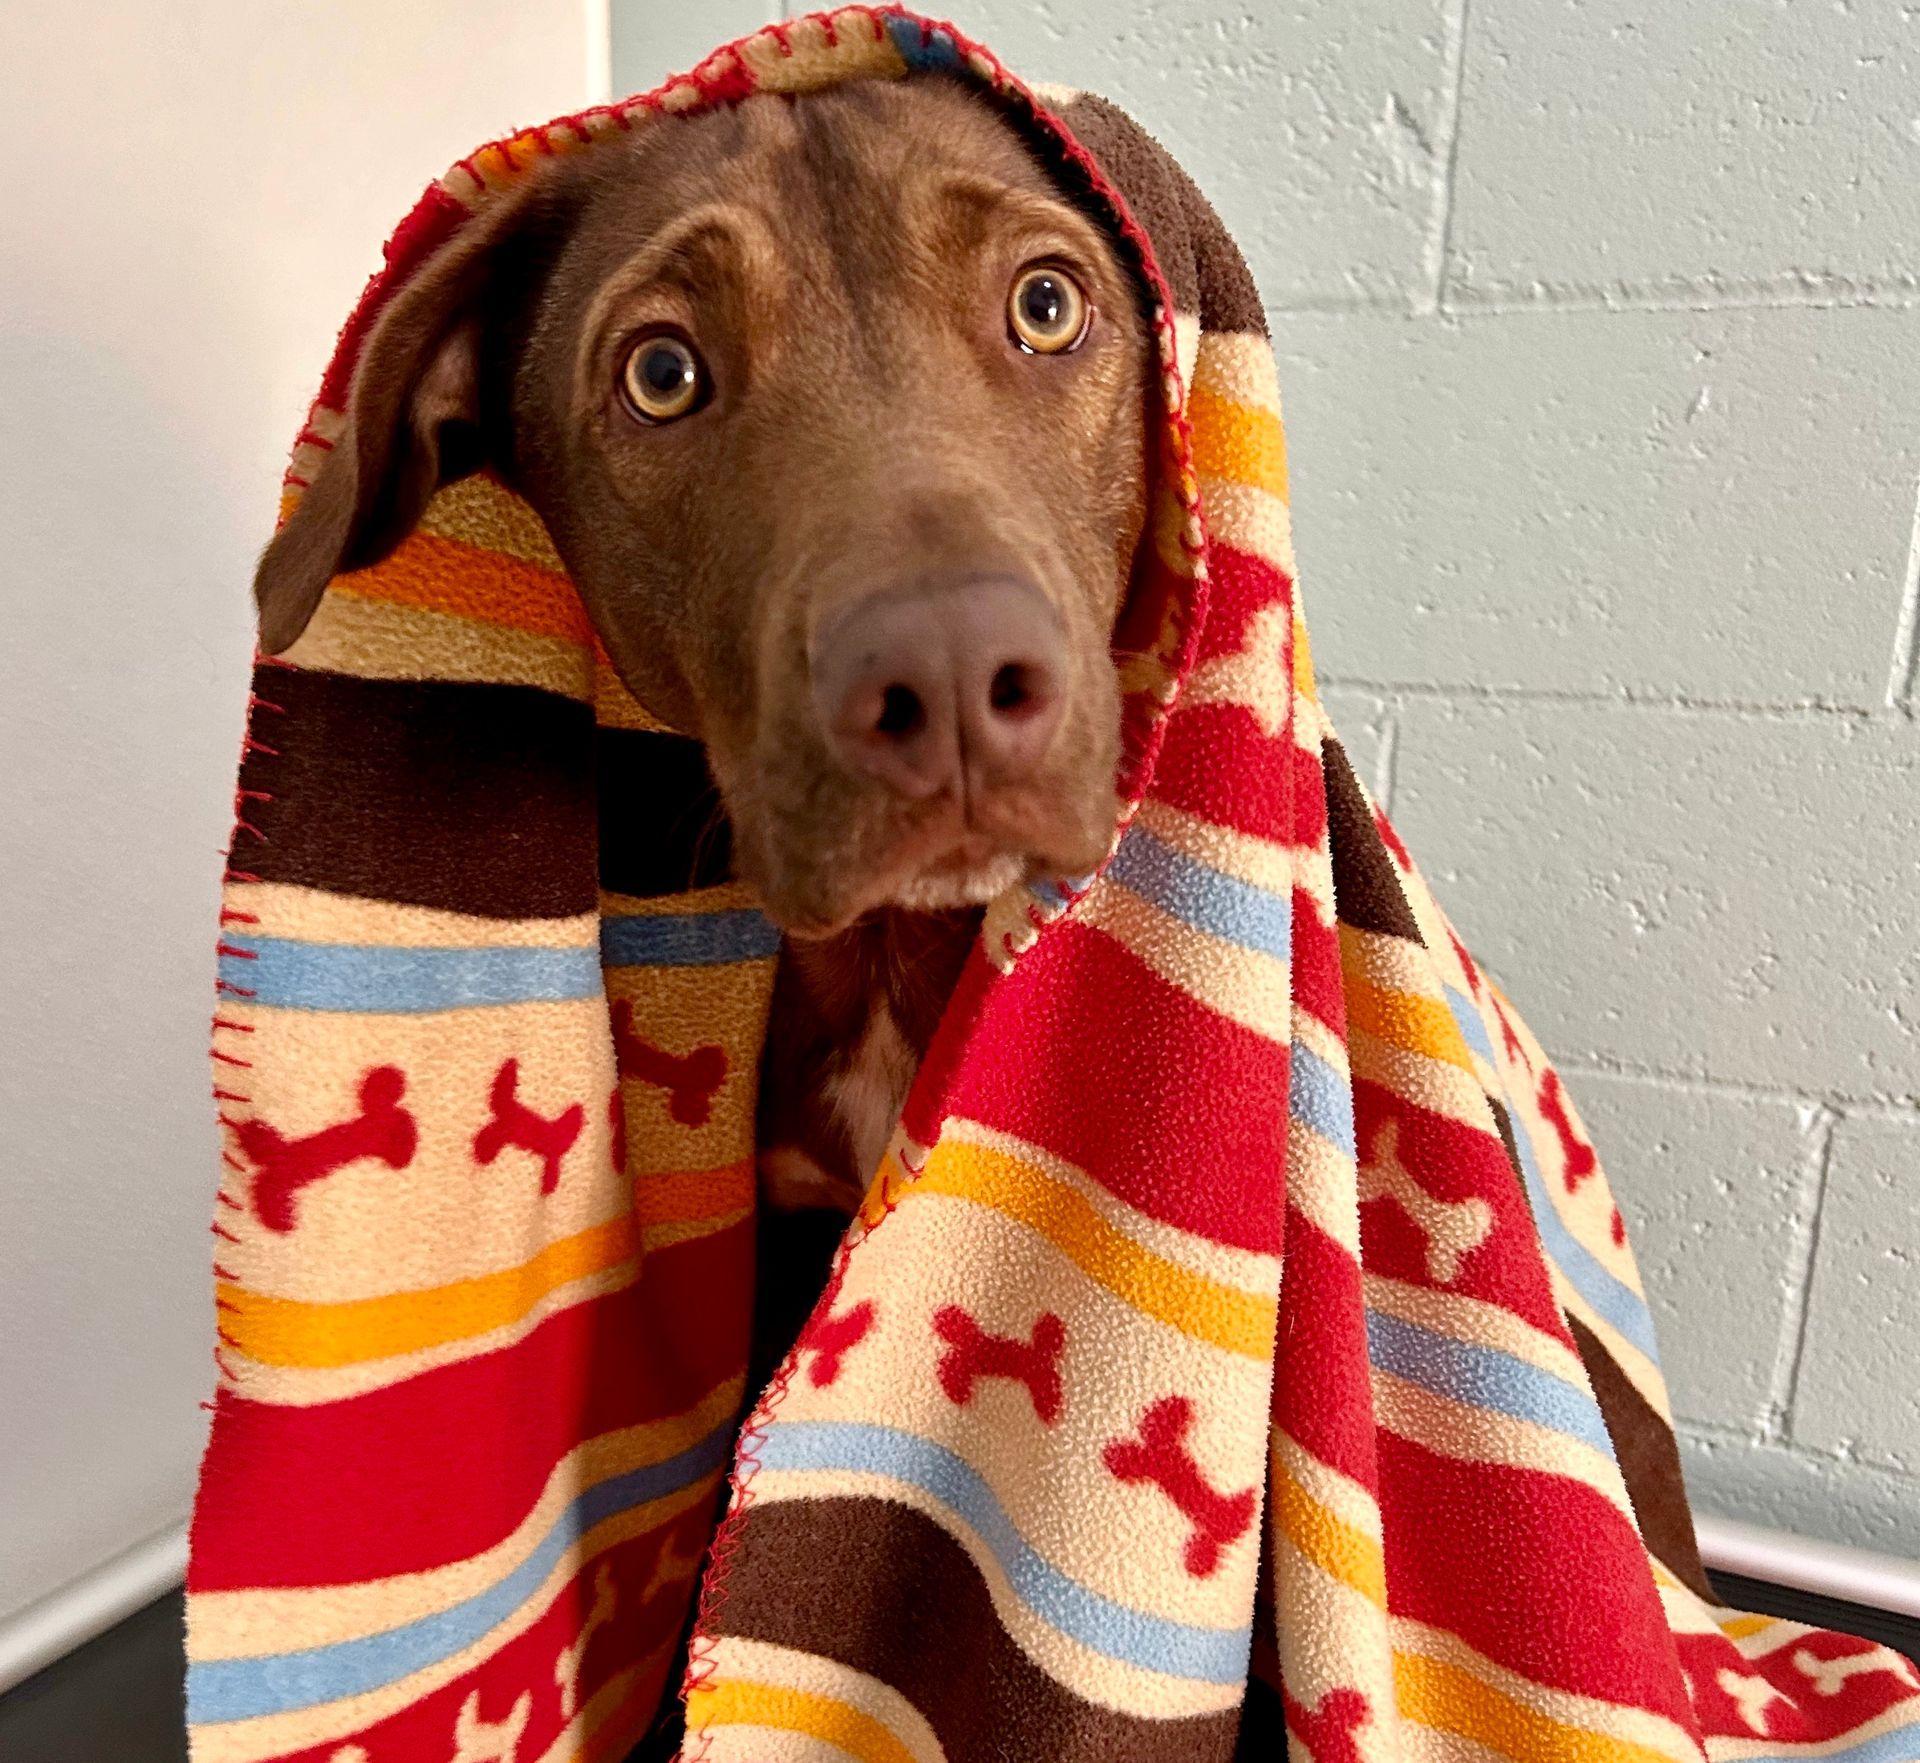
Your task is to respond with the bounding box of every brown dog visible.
[253,76,1152,1213]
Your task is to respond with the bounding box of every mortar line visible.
[1764,1104,1840,1446]
[1419,0,1472,318]
[1375,712,1402,814]
[1554,1053,1917,1118]
[1887,477,1920,712]
[1315,672,1873,722]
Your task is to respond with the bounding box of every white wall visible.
[617,2,1920,1557]
[0,1,597,1634]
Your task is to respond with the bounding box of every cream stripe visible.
[1197,476,1297,577]
[1390,1616,1704,1763]
[282,592,592,698]
[1349,1025,1502,1136]
[700,1636,945,1763]
[1548,1266,1672,1426]
[1372,1369,1638,1527]
[1363,1272,1594,1391]
[417,475,565,570]
[1077,875,1294,1044]
[1287,1119,1361,1255]
[224,883,599,951]
[941,1117,1280,1296]
[1133,797,1298,896]
[1191,331,1283,412]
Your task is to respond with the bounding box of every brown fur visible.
[254,77,1152,1208]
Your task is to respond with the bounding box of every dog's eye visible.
[1007,264,1089,354]
[621,332,705,423]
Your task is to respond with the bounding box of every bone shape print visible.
[1360,1120,1494,1286]
[1181,599,1292,739]
[642,1527,707,1605]
[1716,1667,1786,1734]
[1794,1646,1911,1697]
[1102,1396,1256,1578]
[1283,1684,1371,1763]
[235,1065,417,1233]
[933,1307,1065,1423]
[449,1689,531,1763]
[552,1562,617,1723]
[799,1298,876,1387]
[472,1058,583,1194]
[610,1001,728,1126]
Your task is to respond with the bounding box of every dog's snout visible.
[812,577,1068,800]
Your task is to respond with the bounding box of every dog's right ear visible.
[253,179,558,654]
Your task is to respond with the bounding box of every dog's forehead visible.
[545,78,1084,298]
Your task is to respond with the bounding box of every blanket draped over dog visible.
[190,10,1920,1762]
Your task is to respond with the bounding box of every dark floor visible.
[2,1572,1914,1761]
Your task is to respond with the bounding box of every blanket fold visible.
[191,10,1920,1762]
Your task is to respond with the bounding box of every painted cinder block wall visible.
[618,1,1920,1554]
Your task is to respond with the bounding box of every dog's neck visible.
[755,908,978,1215]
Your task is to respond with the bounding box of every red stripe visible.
[188,1219,750,1590]
[1291,887,1346,1039]
[932,922,1288,1253]
[1190,546,1291,670]
[1378,1431,1692,1725]
[1273,1210,1379,1494]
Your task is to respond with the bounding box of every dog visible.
[252,76,1153,1221]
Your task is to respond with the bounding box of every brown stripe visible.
[1056,94,1267,337]
[237,665,598,918]
[1565,1312,1713,1600]
[711,1495,1245,1760]
[596,728,735,899]
[1324,739,1426,945]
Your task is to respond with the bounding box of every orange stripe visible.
[331,530,592,644]
[1189,384,1289,501]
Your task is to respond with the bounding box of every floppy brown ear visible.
[253,182,554,654]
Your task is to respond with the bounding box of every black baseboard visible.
[1,1574,1912,1760]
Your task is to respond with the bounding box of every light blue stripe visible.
[1738,1725,1920,1763]
[187,1419,734,1725]
[1289,1040,1358,1161]
[222,938,601,1013]
[1443,984,1498,1067]
[1501,1079,1662,1363]
[599,908,780,968]
[1365,1309,1616,1458]
[884,12,965,71]
[1108,826,1292,962]
[755,1421,1251,1685]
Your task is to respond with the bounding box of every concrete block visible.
[940,0,1458,310]
[1447,1,1920,305]
[612,0,773,94]
[1269,304,1920,708]
[1681,1430,1920,1564]
[1386,698,1920,1099]
[1791,1115,1920,1470]
[1570,1073,1809,1435]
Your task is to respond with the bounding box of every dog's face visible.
[256,79,1152,934]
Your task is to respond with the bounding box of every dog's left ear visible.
[253,177,561,654]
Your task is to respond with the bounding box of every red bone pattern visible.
[473,1058,584,1194]
[933,1307,1065,1423]
[798,1298,876,1387]
[1102,1396,1257,1578]
[1283,1684,1371,1763]
[611,1000,727,1126]
[1537,1068,1598,1191]
[233,1065,417,1233]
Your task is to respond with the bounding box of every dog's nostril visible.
[988,663,1039,717]
[875,684,926,740]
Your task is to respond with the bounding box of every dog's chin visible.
[884,847,1031,912]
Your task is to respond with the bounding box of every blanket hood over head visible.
[191,11,1920,1762]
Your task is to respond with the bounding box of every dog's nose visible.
[812,576,1067,800]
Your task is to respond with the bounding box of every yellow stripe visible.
[1270,1459,1387,1609]
[1393,1651,1681,1763]
[907,1141,1276,1359]
[218,1164,751,1369]
[1189,385,1289,501]
[1343,972,1477,1075]
[687,1680,919,1763]
[1717,1613,1776,1641]
[1293,612,1318,703]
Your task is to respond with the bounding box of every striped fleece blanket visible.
[190,10,1920,1763]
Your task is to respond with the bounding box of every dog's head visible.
[256,78,1152,934]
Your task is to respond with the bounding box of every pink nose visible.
[811,577,1067,800]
